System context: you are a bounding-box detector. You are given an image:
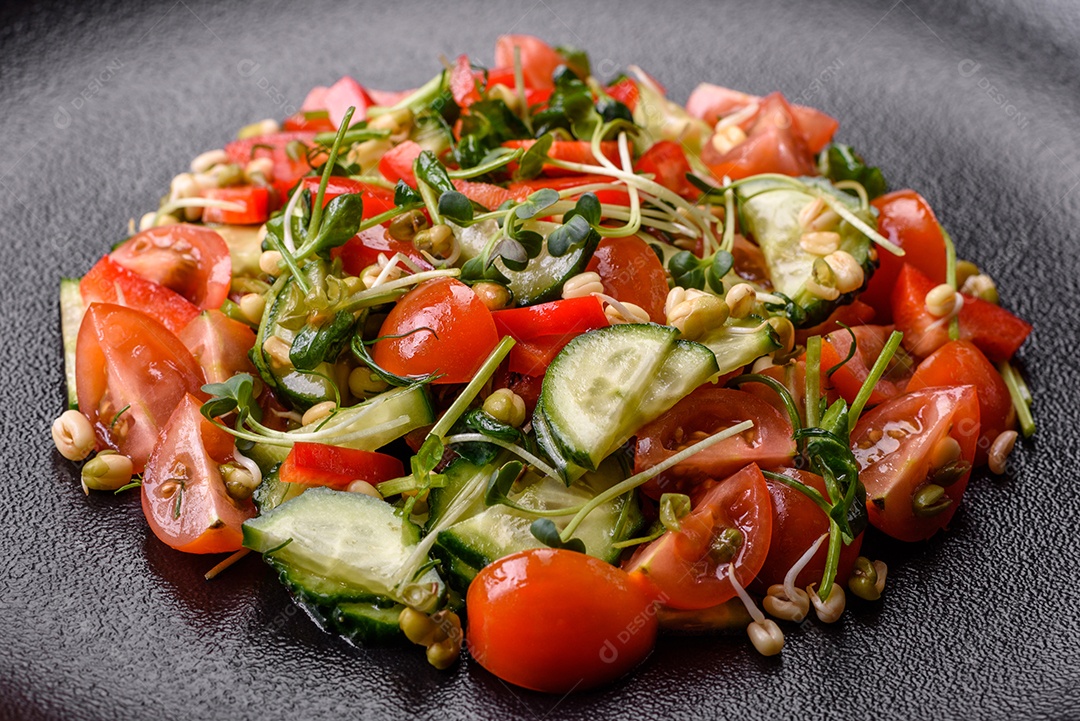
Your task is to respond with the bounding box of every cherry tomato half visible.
[585,235,669,324]
[142,394,254,553]
[851,385,980,542]
[177,310,257,386]
[466,548,658,693]
[372,278,499,384]
[624,463,773,610]
[110,224,233,310]
[76,303,206,472]
[634,388,796,500]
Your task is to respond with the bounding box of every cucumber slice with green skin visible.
[243,487,444,605]
[252,465,303,513]
[697,321,782,375]
[430,543,479,595]
[736,176,877,327]
[426,456,492,533]
[289,588,405,646]
[537,323,719,472]
[454,219,600,306]
[436,456,644,572]
[290,384,434,451]
[269,556,382,605]
[60,278,84,408]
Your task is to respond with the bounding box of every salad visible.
[52,35,1035,693]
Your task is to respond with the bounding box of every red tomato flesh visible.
[76,303,206,472]
[466,548,658,693]
[585,235,669,323]
[201,186,270,225]
[624,463,773,610]
[298,176,396,219]
[177,310,257,386]
[634,388,796,500]
[907,340,1014,465]
[142,394,254,553]
[81,256,200,334]
[819,324,914,407]
[851,385,980,542]
[109,224,232,311]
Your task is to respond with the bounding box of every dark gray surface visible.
[2,0,1078,719]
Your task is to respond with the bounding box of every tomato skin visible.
[502,140,619,176]
[793,300,876,346]
[819,324,913,407]
[224,131,320,192]
[585,235,670,323]
[634,388,796,500]
[907,340,1013,465]
[892,264,1032,362]
[862,190,948,321]
[451,178,515,210]
[624,464,773,610]
[298,177,396,219]
[507,174,630,206]
[635,140,696,199]
[81,256,200,334]
[282,111,336,133]
[202,186,270,225]
[494,35,564,90]
[754,469,863,591]
[332,226,433,276]
[76,303,206,472]
[379,140,424,186]
[852,385,980,542]
[606,78,639,111]
[279,443,404,489]
[373,278,499,384]
[323,76,374,129]
[177,310,257,386]
[466,549,658,693]
[109,224,233,311]
[142,394,254,554]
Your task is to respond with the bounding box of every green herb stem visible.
[308,106,355,240]
[805,336,823,428]
[430,336,516,439]
[848,330,903,433]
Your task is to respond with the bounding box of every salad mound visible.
[52,34,1035,693]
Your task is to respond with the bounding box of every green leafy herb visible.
[414,150,456,194]
[668,249,733,293]
[530,518,586,553]
[819,144,887,200]
[289,310,356,370]
[513,133,554,180]
[201,373,261,423]
[437,190,475,223]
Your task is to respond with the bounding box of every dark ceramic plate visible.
[3,0,1079,718]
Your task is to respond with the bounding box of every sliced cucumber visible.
[426,456,492,533]
[289,588,405,646]
[736,176,876,327]
[436,456,643,573]
[269,556,380,605]
[537,324,718,471]
[454,219,599,306]
[697,321,781,375]
[289,384,433,451]
[60,278,84,408]
[252,465,304,513]
[243,487,444,605]
[208,224,264,278]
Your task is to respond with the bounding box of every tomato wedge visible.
[201,185,270,225]
[635,387,796,500]
[224,131,320,193]
[892,263,1032,361]
[278,442,404,489]
[323,76,374,129]
[819,324,914,407]
[298,176,396,219]
[624,464,773,610]
[372,278,499,384]
[177,310,257,386]
[494,35,564,90]
[467,549,658,693]
[585,235,669,323]
[142,394,255,554]
[332,226,433,276]
[109,224,233,311]
[81,256,200,334]
[861,190,948,321]
[503,140,619,176]
[754,469,863,591]
[282,111,336,133]
[452,178,515,210]
[851,385,980,542]
[686,84,838,153]
[907,340,1014,465]
[76,303,206,472]
[378,140,423,187]
[635,140,696,199]
[606,77,639,111]
[507,174,630,206]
